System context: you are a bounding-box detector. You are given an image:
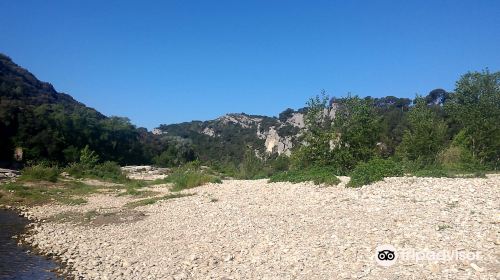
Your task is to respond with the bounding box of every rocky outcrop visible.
[217,114,263,129]
[121,166,170,181]
[262,127,294,155]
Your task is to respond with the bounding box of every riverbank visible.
[16,175,500,279]
[0,207,62,279]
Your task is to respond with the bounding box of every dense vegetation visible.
[0,53,195,167]
[158,114,286,165]
[284,70,499,186]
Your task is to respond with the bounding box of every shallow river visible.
[0,209,61,279]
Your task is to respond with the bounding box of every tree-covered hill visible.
[157,112,304,164]
[0,53,192,167]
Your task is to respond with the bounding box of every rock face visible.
[158,111,308,160]
[262,127,293,155]
[22,175,500,279]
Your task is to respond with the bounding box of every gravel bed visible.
[21,175,500,279]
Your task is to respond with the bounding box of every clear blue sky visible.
[1,1,499,129]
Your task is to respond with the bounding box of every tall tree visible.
[397,97,448,165]
[445,70,500,168]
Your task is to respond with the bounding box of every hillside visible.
[0,54,150,166]
[157,111,305,163]
[155,96,413,166]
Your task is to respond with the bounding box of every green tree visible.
[291,93,380,173]
[397,97,448,165]
[330,95,381,172]
[291,91,333,168]
[80,145,99,167]
[445,70,500,168]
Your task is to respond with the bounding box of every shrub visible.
[65,161,127,182]
[347,158,403,188]
[212,162,239,178]
[410,167,452,178]
[271,155,290,172]
[65,162,86,178]
[437,143,484,172]
[237,149,266,179]
[20,165,59,182]
[396,98,448,166]
[90,161,127,181]
[445,70,500,169]
[167,169,222,192]
[409,165,485,178]
[79,145,99,167]
[269,166,340,186]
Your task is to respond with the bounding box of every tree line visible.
[290,70,499,174]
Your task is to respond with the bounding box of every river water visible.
[0,209,61,279]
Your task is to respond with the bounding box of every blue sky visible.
[1,1,499,129]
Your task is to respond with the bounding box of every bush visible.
[167,169,222,192]
[410,166,452,178]
[269,166,340,186]
[79,145,99,167]
[65,161,127,182]
[396,98,448,165]
[347,158,403,188]
[212,162,239,178]
[271,155,290,172]
[237,149,266,179]
[437,142,484,172]
[408,165,485,178]
[20,165,59,182]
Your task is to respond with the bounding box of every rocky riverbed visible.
[19,175,500,279]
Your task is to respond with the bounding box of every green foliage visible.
[163,165,222,192]
[119,180,155,197]
[65,161,127,182]
[0,54,156,166]
[19,164,59,182]
[409,166,452,178]
[271,154,290,172]
[445,70,500,169]
[396,97,448,166]
[437,144,484,172]
[373,96,411,156]
[79,145,99,167]
[347,158,403,188]
[0,181,98,206]
[406,164,485,178]
[157,113,276,167]
[211,161,240,178]
[237,149,266,179]
[290,92,334,169]
[291,93,381,174]
[331,95,381,172]
[269,166,340,186]
[152,137,197,167]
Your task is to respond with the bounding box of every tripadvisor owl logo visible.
[375,244,397,267]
